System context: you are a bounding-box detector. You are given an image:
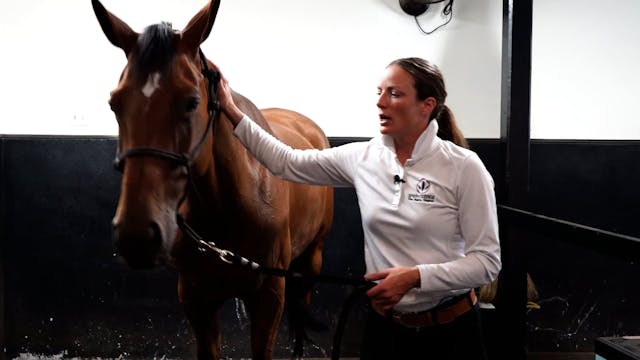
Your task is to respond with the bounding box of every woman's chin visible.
[379,125,394,135]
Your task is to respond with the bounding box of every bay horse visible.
[91,0,334,358]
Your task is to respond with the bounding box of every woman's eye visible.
[377,89,400,98]
[185,96,200,113]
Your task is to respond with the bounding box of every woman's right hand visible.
[216,72,244,126]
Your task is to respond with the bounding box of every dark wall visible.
[1,136,639,358]
[0,136,370,359]
[529,140,640,237]
[524,140,640,353]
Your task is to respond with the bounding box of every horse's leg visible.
[182,297,224,360]
[286,237,325,358]
[244,275,286,360]
[179,277,224,360]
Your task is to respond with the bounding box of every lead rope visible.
[175,215,374,359]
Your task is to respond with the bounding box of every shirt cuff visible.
[416,263,439,292]
[231,114,251,137]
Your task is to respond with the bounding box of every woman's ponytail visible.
[436,105,468,149]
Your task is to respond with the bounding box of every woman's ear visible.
[421,97,437,117]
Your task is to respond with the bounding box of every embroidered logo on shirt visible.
[416,178,431,194]
[408,178,435,203]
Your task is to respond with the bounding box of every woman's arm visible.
[217,73,363,187]
[416,153,502,292]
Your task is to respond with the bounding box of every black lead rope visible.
[332,286,370,360]
[176,214,375,360]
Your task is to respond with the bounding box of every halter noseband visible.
[113,48,221,178]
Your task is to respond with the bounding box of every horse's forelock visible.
[133,22,176,80]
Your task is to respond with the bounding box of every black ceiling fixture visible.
[399,0,454,35]
[399,0,430,16]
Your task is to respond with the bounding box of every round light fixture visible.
[399,0,430,16]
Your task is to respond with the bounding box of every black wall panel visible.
[524,140,640,353]
[529,141,640,237]
[0,136,370,359]
[0,137,193,358]
[1,136,639,357]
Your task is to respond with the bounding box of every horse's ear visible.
[92,0,138,56]
[181,0,221,53]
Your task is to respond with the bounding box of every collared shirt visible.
[233,115,501,312]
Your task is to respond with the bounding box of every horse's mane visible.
[133,22,175,79]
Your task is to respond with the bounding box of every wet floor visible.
[13,356,356,360]
[13,355,177,360]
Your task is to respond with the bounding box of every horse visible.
[91,1,334,358]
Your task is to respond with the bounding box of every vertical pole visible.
[496,0,532,358]
[0,138,5,360]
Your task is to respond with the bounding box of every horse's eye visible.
[185,96,200,113]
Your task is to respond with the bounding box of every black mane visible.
[133,22,176,78]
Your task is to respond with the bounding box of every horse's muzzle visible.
[112,219,164,269]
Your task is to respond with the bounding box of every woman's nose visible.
[377,93,387,108]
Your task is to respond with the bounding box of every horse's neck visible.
[214,115,263,196]
[192,96,275,233]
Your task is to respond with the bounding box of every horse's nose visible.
[112,219,163,269]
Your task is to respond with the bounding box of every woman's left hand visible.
[364,266,421,314]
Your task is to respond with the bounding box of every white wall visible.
[532,0,640,140]
[0,0,502,137]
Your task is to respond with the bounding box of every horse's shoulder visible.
[260,108,329,150]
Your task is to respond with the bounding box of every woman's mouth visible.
[379,114,391,124]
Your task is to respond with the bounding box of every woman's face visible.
[377,65,434,138]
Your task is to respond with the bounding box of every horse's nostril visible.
[149,221,163,247]
[111,219,164,269]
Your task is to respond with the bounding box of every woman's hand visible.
[365,266,420,315]
[216,72,244,126]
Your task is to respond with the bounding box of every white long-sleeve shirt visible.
[233,115,501,312]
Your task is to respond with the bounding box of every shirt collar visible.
[380,119,441,160]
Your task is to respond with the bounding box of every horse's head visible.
[92,0,220,269]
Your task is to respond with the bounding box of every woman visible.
[217,57,501,359]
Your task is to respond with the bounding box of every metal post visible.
[0,138,6,360]
[496,0,532,358]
